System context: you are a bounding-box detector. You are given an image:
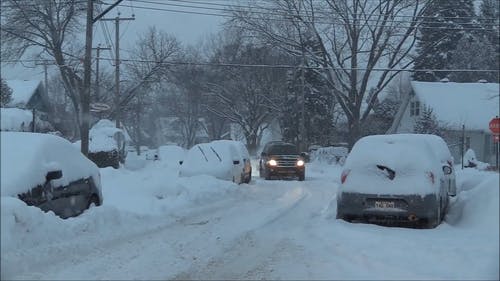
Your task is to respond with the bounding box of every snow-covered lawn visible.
[1,159,498,280]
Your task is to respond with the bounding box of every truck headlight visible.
[268,159,277,166]
[296,160,305,166]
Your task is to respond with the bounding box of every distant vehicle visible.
[336,134,457,228]
[259,141,305,181]
[157,145,186,166]
[86,119,129,169]
[312,146,349,165]
[1,132,103,219]
[179,140,251,184]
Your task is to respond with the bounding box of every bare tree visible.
[1,0,92,148]
[205,38,288,154]
[233,0,429,147]
[121,27,182,151]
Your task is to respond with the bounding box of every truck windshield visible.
[269,144,298,155]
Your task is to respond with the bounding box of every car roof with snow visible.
[0,132,100,197]
[210,140,249,159]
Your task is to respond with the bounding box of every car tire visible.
[264,169,271,180]
[298,173,305,181]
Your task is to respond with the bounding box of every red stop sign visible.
[490,117,500,134]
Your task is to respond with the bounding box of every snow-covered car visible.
[211,140,252,183]
[336,134,456,228]
[1,132,103,219]
[179,140,251,184]
[87,119,129,168]
[259,141,305,181]
[157,145,186,166]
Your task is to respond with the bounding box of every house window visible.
[410,101,420,116]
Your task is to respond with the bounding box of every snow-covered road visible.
[1,160,499,280]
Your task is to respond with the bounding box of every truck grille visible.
[275,155,299,167]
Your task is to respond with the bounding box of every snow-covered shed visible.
[391,81,499,165]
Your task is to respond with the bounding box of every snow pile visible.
[0,108,32,131]
[101,161,238,215]
[463,148,489,170]
[0,132,100,197]
[88,119,130,152]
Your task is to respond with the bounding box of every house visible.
[1,80,53,132]
[5,80,51,112]
[391,81,499,165]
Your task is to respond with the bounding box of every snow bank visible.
[101,161,238,216]
[0,132,100,197]
[88,119,130,152]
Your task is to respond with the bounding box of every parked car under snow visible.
[336,134,457,228]
[179,140,251,184]
[1,132,103,219]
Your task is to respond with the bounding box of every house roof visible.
[411,81,499,131]
[5,80,42,107]
[0,108,32,131]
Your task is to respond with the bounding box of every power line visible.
[4,58,499,73]
[129,0,500,27]
[145,0,500,22]
[102,2,499,32]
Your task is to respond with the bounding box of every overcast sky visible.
[1,0,225,81]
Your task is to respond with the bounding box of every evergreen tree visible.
[1,78,12,107]
[414,106,441,135]
[479,0,500,52]
[448,33,499,82]
[413,0,476,81]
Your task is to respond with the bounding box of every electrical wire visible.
[101,2,499,32]
[3,58,499,73]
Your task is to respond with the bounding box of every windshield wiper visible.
[376,165,396,180]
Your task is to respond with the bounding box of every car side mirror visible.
[261,152,267,157]
[443,166,452,175]
[46,170,62,182]
[233,160,240,165]
[179,161,183,165]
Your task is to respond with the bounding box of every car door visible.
[50,179,91,218]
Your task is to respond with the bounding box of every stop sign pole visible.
[490,116,500,169]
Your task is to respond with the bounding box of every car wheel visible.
[298,173,305,181]
[244,172,251,183]
[264,169,271,180]
[87,194,100,209]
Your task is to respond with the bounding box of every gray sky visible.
[1,0,224,81]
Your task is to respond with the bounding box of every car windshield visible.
[268,144,298,155]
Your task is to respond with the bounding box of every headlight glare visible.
[268,159,277,166]
[296,160,305,166]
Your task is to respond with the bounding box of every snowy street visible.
[2,159,498,280]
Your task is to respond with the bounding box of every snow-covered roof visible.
[5,80,42,107]
[0,108,32,131]
[411,81,499,131]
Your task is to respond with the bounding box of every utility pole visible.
[101,13,134,129]
[92,44,111,102]
[81,0,94,156]
[34,59,52,133]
